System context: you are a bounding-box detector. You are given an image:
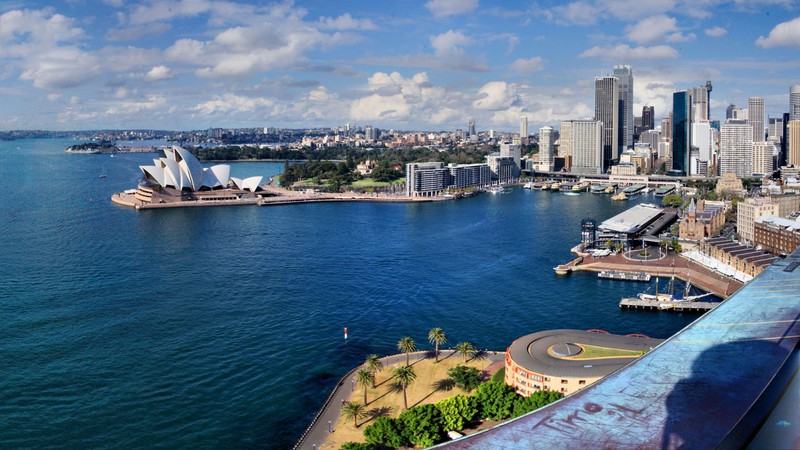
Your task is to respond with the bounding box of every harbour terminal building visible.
[594,203,678,248]
[505,329,663,397]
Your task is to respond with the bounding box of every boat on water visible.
[550,182,561,190]
[488,186,505,194]
[623,184,647,195]
[590,184,608,193]
[635,277,712,303]
[654,185,676,197]
[611,192,628,201]
[523,182,533,189]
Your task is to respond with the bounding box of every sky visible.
[1,0,799,132]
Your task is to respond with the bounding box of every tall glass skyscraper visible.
[594,75,618,171]
[671,90,692,176]
[613,65,633,152]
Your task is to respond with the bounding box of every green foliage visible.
[474,381,518,420]
[370,163,404,182]
[428,327,447,362]
[355,369,375,404]
[511,390,562,418]
[364,354,383,387]
[447,365,481,391]
[341,401,367,427]
[398,404,445,447]
[397,337,416,366]
[393,365,417,410]
[661,193,684,208]
[454,341,477,362]
[435,395,479,431]
[340,442,377,450]
[363,416,408,448]
[490,367,505,384]
[670,238,682,253]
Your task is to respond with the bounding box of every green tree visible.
[355,368,374,405]
[393,365,417,411]
[490,367,505,383]
[428,327,447,363]
[340,442,377,450]
[454,341,477,362]
[447,365,481,391]
[341,401,366,427]
[661,193,684,208]
[364,354,383,388]
[512,390,562,418]
[398,404,445,447]
[435,395,479,431]
[474,381,518,420]
[397,336,417,366]
[363,416,408,448]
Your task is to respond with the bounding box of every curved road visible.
[294,349,505,449]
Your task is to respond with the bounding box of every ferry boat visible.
[572,182,589,192]
[654,185,676,197]
[611,192,628,201]
[550,182,561,190]
[590,184,608,194]
[559,183,576,192]
[622,184,647,195]
[488,186,505,194]
[605,183,617,194]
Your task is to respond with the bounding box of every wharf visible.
[619,297,718,312]
[598,271,651,282]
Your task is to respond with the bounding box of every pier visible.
[619,297,718,312]
[598,271,651,282]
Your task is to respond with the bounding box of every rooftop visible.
[599,203,664,234]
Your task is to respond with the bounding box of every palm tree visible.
[341,401,366,427]
[392,365,417,411]
[364,354,383,388]
[455,341,477,362]
[397,336,416,366]
[428,327,447,363]
[355,368,374,405]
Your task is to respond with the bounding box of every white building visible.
[500,142,521,175]
[753,141,775,176]
[570,120,604,175]
[691,121,714,176]
[720,120,754,178]
[405,162,449,197]
[536,126,555,172]
[749,97,765,143]
[559,121,573,159]
[520,116,529,145]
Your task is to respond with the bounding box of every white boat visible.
[523,182,533,189]
[636,277,712,303]
[488,186,505,194]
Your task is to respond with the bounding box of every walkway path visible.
[293,349,505,450]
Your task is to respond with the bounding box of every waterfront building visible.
[569,120,604,175]
[536,126,555,172]
[789,120,800,166]
[754,215,800,255]
[520,116,529,145]
[671,90,692,176]
[642,106,655,132]
[613,65,634,151]
[595,75,619,170]
[505,329,662,397]
[596,203,675,247]
[405,162,449,197]
[500,142,521,174]
[139,146,236,192]
[679,199,724,241]
[791,85,800,121]
[749,97,765,143]
[737,197,780,245]
[449,163,491,189]
[753,142,774,176]
[699,237,777,277]
[486,154,517,182]
[720,120,753,178]
[610,164,638,175]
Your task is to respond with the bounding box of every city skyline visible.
[1,1,799,131]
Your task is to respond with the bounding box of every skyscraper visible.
[720,120,753,178]
[613,65,634,151]
[468,119,476,138]
[726,104,736,120]
[570,120,604,175]
[692,86,709,122]
[537,126,554,172]
[791,85,800,121]
[781,112,790,167]
[520,116,528,145]
[642,106,654,132]
[789,120,800,166]
[749,97,765,142]
[595,75,619,171]
[671,90,692,176]
[753,142,774,175]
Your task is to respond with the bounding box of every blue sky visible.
[1,0,799,131]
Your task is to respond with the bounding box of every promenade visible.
[294,349,504,450]
[557,249,744,298]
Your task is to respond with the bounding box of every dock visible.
[619,297,718,312]
[598,271,651,282]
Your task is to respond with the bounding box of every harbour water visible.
[0,139,699,448]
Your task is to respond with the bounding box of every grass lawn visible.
[567,344,645,360]
[323,353,493,448]
[351,178,405,188]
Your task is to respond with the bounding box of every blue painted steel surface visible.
[442,250,800,449]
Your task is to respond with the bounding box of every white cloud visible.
[625,15,679,44]
[596,0,677,21]
[580,44,678,60]
[705,26,727,37]
[195,93,275,115]
[510,57,544,74]
[756,17,800,48]
[106,23,172,41]
[317,13,376,30]
[144,65,176,81]
[425,0,479,18]
[542,2,599,26]
[430,30,471,56]
[472,81,518,111]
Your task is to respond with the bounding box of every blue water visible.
[0,139,698,448]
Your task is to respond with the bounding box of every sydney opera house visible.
[112,146,266,209]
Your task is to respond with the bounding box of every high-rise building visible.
[661,114,672,143]
[692,121,713,175]
[720,120,753,178]
[791,85,800,121]
[559,121,573,158]
[671,90,693,176]
[500,142,521,174]
[752,142,774,175]
[789,120,800,166]
[782,113,791,167]
[613,65,634,151]
[692,86,709,122]
[726,104,736,120]
[768,117,784,143]
[595,75,619,171]
[520,116,529,145]
[749,97,765,142]
[570,120,604,175]
[642,106,654,132]
[537,126,555,172]
[468,119,476,137]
